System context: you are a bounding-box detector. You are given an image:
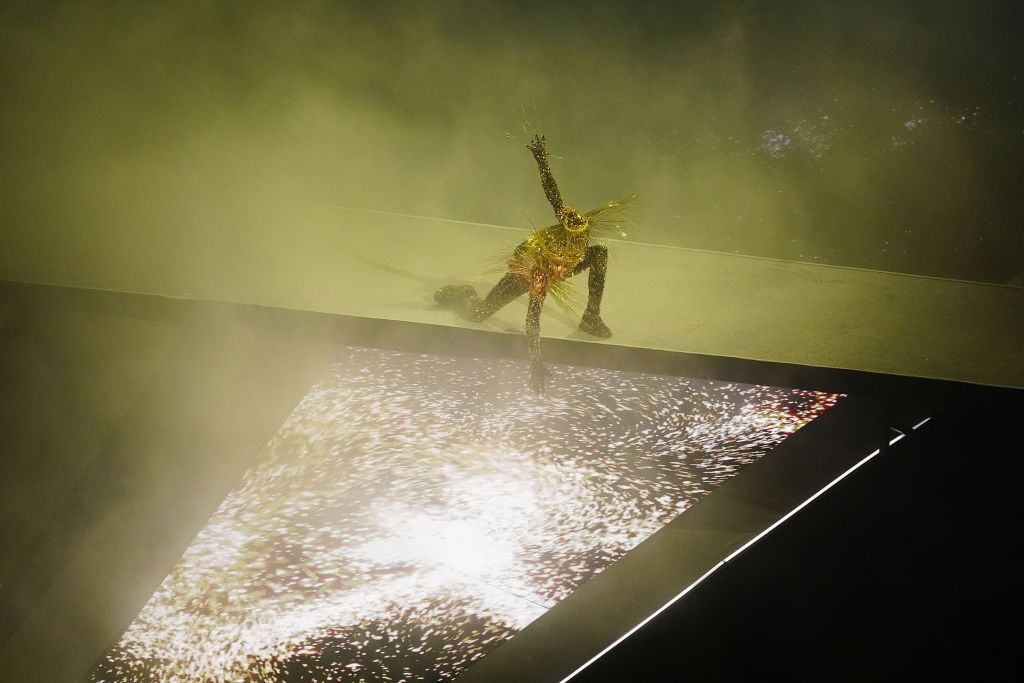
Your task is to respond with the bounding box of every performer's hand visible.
[527,134,548,158]
[530,360,550,395]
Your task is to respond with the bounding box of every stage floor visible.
[88,346,838,681]
[0,282,989,681]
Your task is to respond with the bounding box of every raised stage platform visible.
[1,193,1020,389]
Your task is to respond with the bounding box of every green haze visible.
[2,0,1021,284]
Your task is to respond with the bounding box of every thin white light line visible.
[560,415,932,682]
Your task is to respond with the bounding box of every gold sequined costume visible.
[435,134,631,393]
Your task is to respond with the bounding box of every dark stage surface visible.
[0,280,1019,682]
[574,395,1022,681]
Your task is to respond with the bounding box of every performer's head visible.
[560,207,589,234]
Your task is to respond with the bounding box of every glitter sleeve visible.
[528,134,565,220]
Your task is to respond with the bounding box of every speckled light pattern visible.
[91,347,839,682]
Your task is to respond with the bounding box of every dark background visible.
[2,0,1022,283]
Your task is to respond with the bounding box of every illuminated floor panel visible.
[90,347,838,682]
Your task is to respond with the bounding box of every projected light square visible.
[92,347,838,682]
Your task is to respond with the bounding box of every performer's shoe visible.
[434,285,476,307]
[579,311,612,338]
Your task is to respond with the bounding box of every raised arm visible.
[527,134,565,220]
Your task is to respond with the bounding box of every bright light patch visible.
[90,347,839,682]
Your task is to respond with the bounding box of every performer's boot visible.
[436,274,529,323]
[434,285,484,321]
[579,309,612,337]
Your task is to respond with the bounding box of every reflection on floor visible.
[90,347,838,682]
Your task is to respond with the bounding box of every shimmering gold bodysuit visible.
[435,134,630,393]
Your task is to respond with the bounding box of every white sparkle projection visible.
[91,347,839,682]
